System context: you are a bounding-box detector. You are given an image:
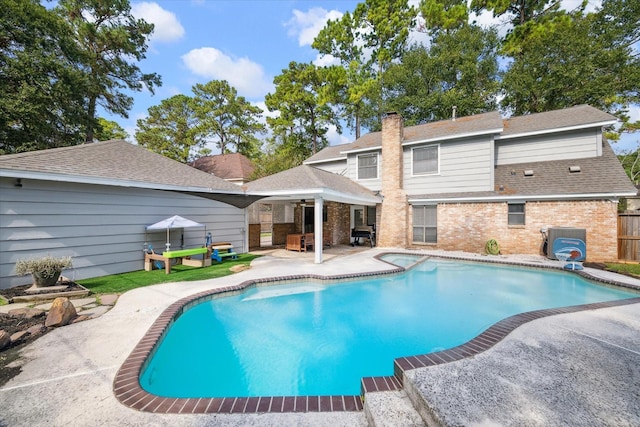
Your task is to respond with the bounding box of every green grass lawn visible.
[605,262,640,277]
[77,254,260,295]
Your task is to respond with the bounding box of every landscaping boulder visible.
[0,330,10,350]
[45,297,77,327]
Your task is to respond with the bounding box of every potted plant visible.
[15,255,73,287]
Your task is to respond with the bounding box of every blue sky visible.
[113,0,639,154]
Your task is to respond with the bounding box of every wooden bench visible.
[144,247,209,274]
[209,242,238,262]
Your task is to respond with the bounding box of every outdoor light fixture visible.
[300,199,306,207]
[569,165,581,173]
[14,178,22,187]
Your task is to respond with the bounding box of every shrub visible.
[15,255,73,278]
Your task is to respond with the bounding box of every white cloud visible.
[285,7,343,47]
[132,2,184,43]
[181,47,273,98]
[313,53,339,67]
[326,124,352,146]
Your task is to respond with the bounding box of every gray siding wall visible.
[496,129,600,165]
[402,136,494,195]
[0,178,246,288]
[311,160,348,176]
[346,150,382,191]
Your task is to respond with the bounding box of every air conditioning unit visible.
[546,227,586,260]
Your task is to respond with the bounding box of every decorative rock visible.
[0,330,10,350]
[27,324,46,335]
[8,307,45,319]
[99,294,118,306]
[45,297,77,327]
[10,330,29,343]
[71,315,90,323]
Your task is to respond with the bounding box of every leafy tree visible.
[470,0,560,27]
[135,94,201,163]
[0,0,88,153]
[420,0,469,32]
[384,24,500,124]
[498,1,640,138]
[55,0,161,143]
[619,146,640,186]
[191,80,265,159]
[313,0,415,135]
[251,141,308,179]
[266,62,340,159]
[313,11,373,139]
[94,117,128,141]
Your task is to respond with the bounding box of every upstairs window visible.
[357,153,378,179]
[508,203,525,225]
[412,145,439,175]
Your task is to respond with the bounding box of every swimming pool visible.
[138,257,638,399]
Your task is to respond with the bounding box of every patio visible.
[1,249,639,426]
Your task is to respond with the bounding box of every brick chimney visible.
[377,112,408,247]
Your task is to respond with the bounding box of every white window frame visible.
[356,152,379,180]
[411,144,440,176]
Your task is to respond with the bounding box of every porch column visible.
[314,197,323,264]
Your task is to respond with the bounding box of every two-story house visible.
[288,104,635,261]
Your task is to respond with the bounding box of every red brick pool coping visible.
[113,253,640,414]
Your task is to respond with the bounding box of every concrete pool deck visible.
[1,248,639,426]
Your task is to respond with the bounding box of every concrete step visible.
[364,390,425,427]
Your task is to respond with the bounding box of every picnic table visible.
[209,242,238,262]
[144,246,210,274]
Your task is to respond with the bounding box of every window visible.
[412,145,439,175]
[413,205,437,243]
[508,203,525,225]
[367,205,376,226]
[357,153,378,179]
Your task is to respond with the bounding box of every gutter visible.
[0,169,246,195]
[408,192,637,204]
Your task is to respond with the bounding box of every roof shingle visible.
[0,140,243,193]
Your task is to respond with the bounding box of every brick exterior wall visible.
[408,200,619,262]
[290,201,352,246]
[378,113,408,247]
[248,223,261,249]
[272,223,296,245]
[326,202,352,245]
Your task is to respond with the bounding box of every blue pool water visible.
[140,258,637,398]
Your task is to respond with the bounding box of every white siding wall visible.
[403,136,494,195]
[346,150,382,191]
[0,178,246,288]
[496,129,600,165]
[311,160,348,175]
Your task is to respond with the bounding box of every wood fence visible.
[618,211,640,261]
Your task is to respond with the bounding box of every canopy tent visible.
[146,215,205,252]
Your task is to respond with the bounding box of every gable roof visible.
[190,152,255,183]
[500,105,617,139]
[305,111,504,164]
[0,140,263,208]
[246,165,381,205]
[306,105,617,165]
[409,141,636,203]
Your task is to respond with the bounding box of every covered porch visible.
[245,165,382,264]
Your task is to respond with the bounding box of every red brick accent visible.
[410,200,619,262]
